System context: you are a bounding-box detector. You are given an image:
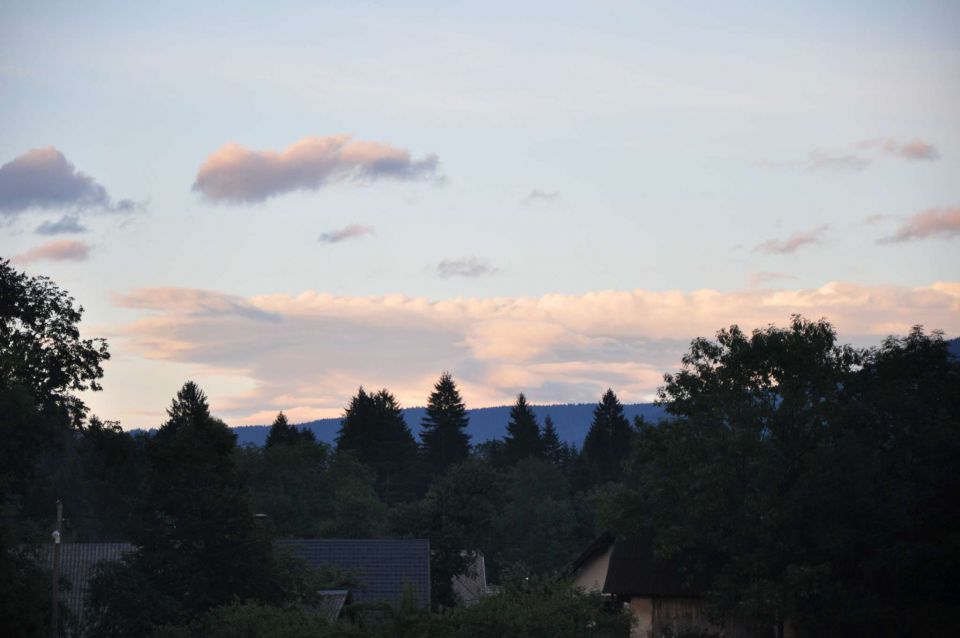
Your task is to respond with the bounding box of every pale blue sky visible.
[2,1,958,426]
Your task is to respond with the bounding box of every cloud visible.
[878,207,960,244]
[318,223,375,244]
[12,239,91,263]
[523,189,559,204]
[437,257,497,278]
[754,225,828,254]
[192,135,441,203]
[761,152,870,172]
[116,287,282,322]
[35,214,88,235]
[0,147,136,216]
[858,138,940,161]
[763,137,940,173]
[748,272,796,287]
[107,281,960,426]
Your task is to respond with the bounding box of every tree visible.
[540,415,563,465]
[86,382,279,635]
[0,259,109,637]
[393,459,506,609]
[336,388,421,504]
[581,389,632,484]
[599,317,960,636]
[420,372,471,477]
[502,394,541,464]
[265,411,315,447]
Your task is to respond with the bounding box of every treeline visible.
[3,258,959,637]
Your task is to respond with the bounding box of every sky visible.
[1,0,958,428]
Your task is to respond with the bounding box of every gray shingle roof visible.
[39,542,135,629]
[276,539,430,608]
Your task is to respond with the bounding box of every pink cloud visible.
[754,225,828,254]
[858,138,940,161]
[106,282,960,426]
[12,239,91,263]
[192,135,440,203]
[879,207,960,243]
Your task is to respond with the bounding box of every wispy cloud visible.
[437,257,497,278]
[754,225,828,254]
[0,147,137,216]
[748,271,796,287]
[761,151,870,172]
[110,282,960,425]
[762,137,940,173]
[115,287,282,323]
[12,239,91,263]
[36,214,88,235]
[857,138,940,161]
[523,189,559,204]
[318,223,375,244]
[192,135,441,203]
[878,207,960,244]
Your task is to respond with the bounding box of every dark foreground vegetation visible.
[2,258,958,637]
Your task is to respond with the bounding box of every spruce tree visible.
[87,382,276,633]
[541,415,563,464]
[336,387,421,504]
[264,411,314,447]
[420,372,471,476]
[503,393,542,464]
[582,389,632,484]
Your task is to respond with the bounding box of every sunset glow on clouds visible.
[103,282,960,426]
[3,2,958,429]
[193,135,440,203]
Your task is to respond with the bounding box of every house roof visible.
[314,590,349,621]
[570,532,701,598]
[276,538,430,608]
[39,542,135,627]
[602,537,701,597]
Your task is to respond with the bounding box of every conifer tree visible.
[541,415,563,464]
[581,389,632,484]
[87,382,276,634]
[265,411,314,447]
[336,387,421,504]
[420,372,471,476]
[503,393,542,464]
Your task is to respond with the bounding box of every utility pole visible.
[51,500,62,638]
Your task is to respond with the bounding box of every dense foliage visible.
[3,262,958,637]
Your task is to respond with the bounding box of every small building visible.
[276,538,431,609]
[571,532,721,638]
[39,542,135,633]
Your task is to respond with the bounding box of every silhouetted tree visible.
[86,382,277,635]
[265,411,314,447]
[336,388,421,504]
[581,389,632,484]
[540,415,563,465]
[502,394,542,464]
[420,372,471,477]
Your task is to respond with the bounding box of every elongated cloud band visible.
[109,282,960,426]
[193,135,440,203]
[12,239,92,263]
[879,207,960,243]
[754,225,828,254]
[319,224,375,244]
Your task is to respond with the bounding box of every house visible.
[451,552,489,605]
[276,538,431,609]
[38,542,135,633]
[570,532,722,638]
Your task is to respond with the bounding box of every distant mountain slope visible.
[232,402,667,447]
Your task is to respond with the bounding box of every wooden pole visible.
[51,500,62,638]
